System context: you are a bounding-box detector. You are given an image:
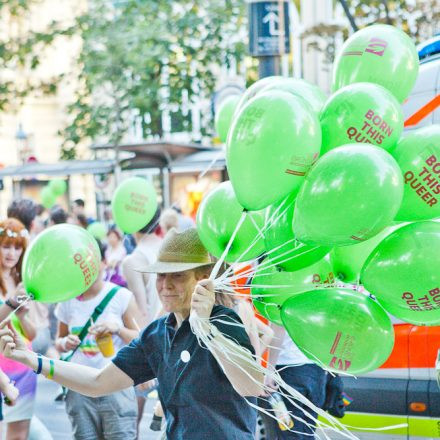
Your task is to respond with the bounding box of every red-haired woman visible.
[0,218,36,440]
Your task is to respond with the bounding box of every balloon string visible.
[216,235,300,284]
[247,213,265,240]
[0,296,32,327]
[191,313,408,437]
[263,194,294,233]
[189,313,360,440]
[197,151,224,180]
[210,211,246,281]
[218,240,310,285]
[217,196,294,282]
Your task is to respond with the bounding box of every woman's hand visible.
[190,279,215,320]
[61,334,81,351]
[0,322,29,362]
[3,381,19,406]
[90,322,120,337]
[14,303,29,319]
[14,282,26,298]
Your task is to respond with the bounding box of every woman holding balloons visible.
[0,218,36,440]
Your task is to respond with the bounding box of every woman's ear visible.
[194,267,211,281]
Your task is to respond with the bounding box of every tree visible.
[302,0,439,73]
[60,0,248,159]
[0,0,75,112]
[344,0,440,41]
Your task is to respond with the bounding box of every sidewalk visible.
[33,376,161,440]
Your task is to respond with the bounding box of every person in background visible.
[171,205,195,231]
[122,234,137,255]
[7,200,51,354]
[264,324,328,439]
[122,207,162,327]
[30,205,46,239]
[0,368,19,437]
[121,208,163,431]
[103,207,115,229]
[72,199,95,225]
[7,199,37,234]
[54,241,141,440]
[159,208,179,236]
[49,206,68,225]
[74,214,89,229]
[105,228,127,269]
[104,229,127,288]
[0,218,36,440]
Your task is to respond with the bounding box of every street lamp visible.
[15,123,28,164]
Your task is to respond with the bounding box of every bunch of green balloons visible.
[207,23,438,376]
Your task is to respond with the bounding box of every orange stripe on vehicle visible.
[380,323,440,369]
[404,94,440,127]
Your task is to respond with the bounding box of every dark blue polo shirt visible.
[112,305,257,439]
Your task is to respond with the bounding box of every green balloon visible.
[265,194,331,271]
[320,83,403,155]
[48,179,67,196]
[281,288,394,374]
[111,177,158,234]
[330,224,401,283]
[215,95,241,143]
[41,186,56,209]
[293,144,403,247]
[252,257,334,325]
[87,222,107,240]
[332,24,419,103]
[227,90,321,211]
[362,221,440,326]
[259,78,327,114]
[235,76,284,115]
[392,125,440,221]
[22,224,101,303]
[196,181,265,263]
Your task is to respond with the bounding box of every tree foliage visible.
[303,0,439,71]
[60,0,247,159]
[0,0,75,112]
[346,0,440,40]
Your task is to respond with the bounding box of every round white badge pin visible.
[180,350,191,363]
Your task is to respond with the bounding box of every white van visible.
[403,36,440,130]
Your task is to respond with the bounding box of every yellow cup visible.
[96,333,115,357]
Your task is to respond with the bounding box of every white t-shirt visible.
[122,234,162,322]
[277,329,314,366]
[55,282,132,369]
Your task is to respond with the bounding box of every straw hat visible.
[137,227,213,273]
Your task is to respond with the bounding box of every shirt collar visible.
[164,313,191,331]
[165,313,177,329]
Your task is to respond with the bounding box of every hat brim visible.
[135,261,214,274]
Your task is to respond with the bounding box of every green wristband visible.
[47,359,55,380]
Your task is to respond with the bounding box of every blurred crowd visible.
[0,197,199,440]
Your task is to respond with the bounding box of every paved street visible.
[30,377,162,440]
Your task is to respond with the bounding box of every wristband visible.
[34,353,43,375]
[47,359,55,380]
[5,299,18,310]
